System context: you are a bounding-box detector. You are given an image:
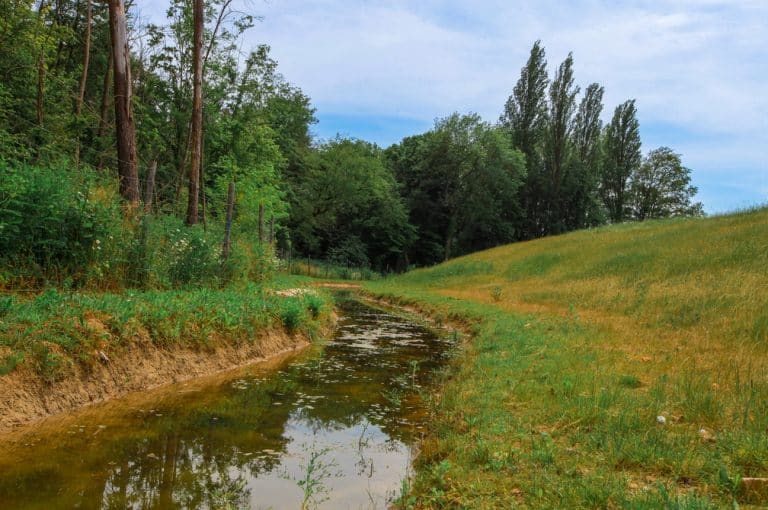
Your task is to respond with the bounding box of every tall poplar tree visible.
[566,82,605,227]
[601,100,641,223]
[500,41,549,239]
[545,52,579,232]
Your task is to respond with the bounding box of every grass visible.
[368,207,768,509]
[0,283,331,382]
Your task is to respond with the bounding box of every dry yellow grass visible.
[406,208,768,386]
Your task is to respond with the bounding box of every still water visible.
[0,299,454,509]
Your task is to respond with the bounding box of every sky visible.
[139,0,767,214]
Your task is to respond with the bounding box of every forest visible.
[0,0,703,290]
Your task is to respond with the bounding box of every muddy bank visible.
[0,326,322,431]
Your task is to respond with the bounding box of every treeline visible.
[387,43,703,266]
[0,1,702,288]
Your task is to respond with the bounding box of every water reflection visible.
[0,299,453,509]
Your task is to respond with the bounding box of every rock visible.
[698,427,716,442]
[98,350,110,364]
[656,415,667,425]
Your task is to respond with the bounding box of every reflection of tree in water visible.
[0,374,297,509]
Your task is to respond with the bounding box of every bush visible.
[0,161,121,287]
[165,224,222,287]
[278,298,306,332]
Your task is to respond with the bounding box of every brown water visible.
[0,298,455,509]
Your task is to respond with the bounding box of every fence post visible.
[143,160,157,215]
[258,203,264,245]
[221,181,235,260]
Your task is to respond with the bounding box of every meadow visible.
[369,207,768,509]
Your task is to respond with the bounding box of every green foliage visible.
[291,138,414,270]
[630,147,704,220]
[278,297,306,333]
[0,284,331,377]
[0,162,121,287]
[387,114,526,266]
[602,99,642,223]
[164,224,222,287]
[0,351,23,376]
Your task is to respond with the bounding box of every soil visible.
[0,323,319,432]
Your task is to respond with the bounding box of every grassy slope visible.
[368,207,768,509]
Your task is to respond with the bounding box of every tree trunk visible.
[108,0,139,206]
[74,0,92,167]
[185,0,204,225]
[36,53,46,127]
[222,181,235,260]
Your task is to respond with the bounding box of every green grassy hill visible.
[369,207,768,509]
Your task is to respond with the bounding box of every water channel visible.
[0,297,455,509]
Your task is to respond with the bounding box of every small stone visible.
[98,351,110,364]
[656,415,667,425]
[698,428,716,442]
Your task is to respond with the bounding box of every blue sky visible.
[139,0,767,214]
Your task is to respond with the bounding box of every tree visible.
[186,0,203,225]
[500,41,550,239]
[108,0,140,206]
[387,114,525,265]
[544,52,579,232]
[501,41,549,157]
[292,138,414,270]
[73,0,91,167]
[564,82,606,228]
[601,100,641,222]
[630,147,704,220]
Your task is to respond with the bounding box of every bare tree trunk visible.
[200,131,207,229]
[36,53,46,127]
[74,0,92,167]
[222,181,235,260]
[269,216,274,244]
[185,0,204,225]
[108,0,139,206]
[143,160,157,214]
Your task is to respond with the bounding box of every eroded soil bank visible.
[0,326,317,431]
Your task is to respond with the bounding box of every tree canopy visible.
[0,4,704,284]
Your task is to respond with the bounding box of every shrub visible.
[0,161,121,287]
[303,293,325,319]
[279,298,305,332]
